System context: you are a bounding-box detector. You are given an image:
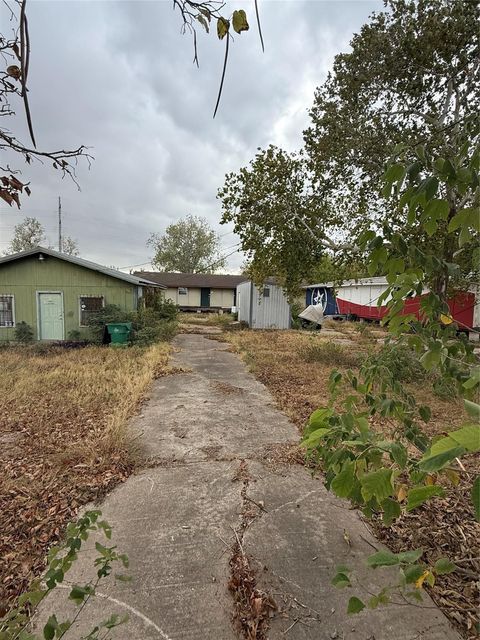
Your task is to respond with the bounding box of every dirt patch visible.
[0,343,171,616]
[256,442,306,472]
[200,444,223,458]
[211,380,245,395]
[221,329,479,639]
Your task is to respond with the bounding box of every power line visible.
[120,243,242,274]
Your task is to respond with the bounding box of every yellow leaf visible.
[445,469,460,486]
[397,484,408,502]
[415,570,430,589]
[425,474,436,486]
[217,17,229,39]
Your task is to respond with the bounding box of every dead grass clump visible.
[0,343,171,614]
[299,340,360,367]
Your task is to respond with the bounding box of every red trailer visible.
[305,277,479,334]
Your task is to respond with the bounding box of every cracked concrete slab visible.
[37,334,460,640]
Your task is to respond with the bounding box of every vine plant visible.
[0,510,129,640]
[302,134,480,613]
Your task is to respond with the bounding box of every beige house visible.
[133,272,245,311]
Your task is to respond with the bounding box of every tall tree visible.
[61,236,80,256]
[6,216,46,253]
[147,215,226,273]
[219,0,479,295]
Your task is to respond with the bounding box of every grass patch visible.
[0,343,171,614]
[179,312,235,327]
[299,339,360,367]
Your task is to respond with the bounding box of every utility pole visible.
[58,196,62,252]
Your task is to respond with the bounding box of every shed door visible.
[200,288,211,307]
[38,293,64,340]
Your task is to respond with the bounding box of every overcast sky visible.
[1,0,381,272]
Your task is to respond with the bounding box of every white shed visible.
[236,281,291,329]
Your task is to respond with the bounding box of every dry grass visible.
[0,343,171,614]
[178,311,235,326]
[221,329,479,639]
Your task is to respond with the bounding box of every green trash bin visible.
[106,322,132,346]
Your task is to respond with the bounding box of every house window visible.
[263,287,270,298]
[0,295,14,327]
[79,295,104,326]
[178,287,188,295]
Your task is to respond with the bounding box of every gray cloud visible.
[0,0,381,271]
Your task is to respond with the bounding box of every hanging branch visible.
[0,0,91,207]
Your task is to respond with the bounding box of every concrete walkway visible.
[40,334,459,639]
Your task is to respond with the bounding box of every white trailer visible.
[236,281,291,329]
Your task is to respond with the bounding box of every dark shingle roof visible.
[134,271,245,289]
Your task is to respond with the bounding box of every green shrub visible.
[87,305,133,344]
[14,321,34,343]
[365,342,425,383]
[133,320,177,346]
[300,340,359,367]
[68,329,82,341]
[87,300,178,346]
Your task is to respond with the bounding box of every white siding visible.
[236,281,290,329]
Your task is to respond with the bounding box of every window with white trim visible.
[79,295,104,326]
[0,295,14,327]
[178,287,188,295]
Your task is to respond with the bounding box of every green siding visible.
[0,255,138,341]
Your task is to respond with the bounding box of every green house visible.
[0,247,164,341]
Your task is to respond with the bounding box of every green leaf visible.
[472,476,480,522]
[419,406,431,423]
[390,442,408,468]
[217,17,229,39]
[331,572,351,589]
[43,616,57,640]
[367,550,399,567]
[434,558,456,575]
[347,596,365,614]
[232,9,249,33]
[360,468,393,503]
[424,198,449,221]
[384,163,406,184]
[406,485,444,511]
[463,367,480,390]
[464,400,480,421]
[424,176,439,200]
[381,498,401,525]
[419,446,465,473]
[404,564,426,584]
[447,424,479,452]
[308,407,333,428]
[396,549,423,564]
[331,461,355,498]
[301,427,331,448]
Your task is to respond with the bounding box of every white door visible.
[38,293,64,340]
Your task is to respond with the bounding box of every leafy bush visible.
[14,321,34,343]
[300,340,359,367]
[134,320,177,346]
[365,342,425,383]
[67,329,82,341]
[87,304,133,344]
[87,300,178,347]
